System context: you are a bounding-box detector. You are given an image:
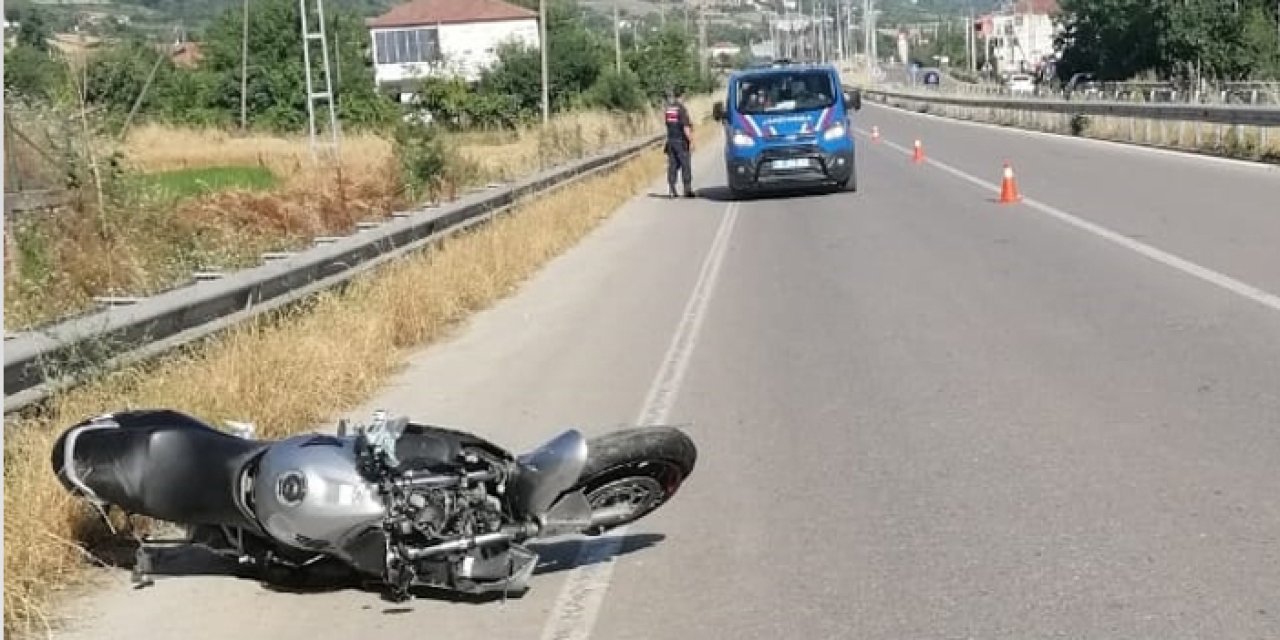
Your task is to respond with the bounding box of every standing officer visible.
[663,87,694,198]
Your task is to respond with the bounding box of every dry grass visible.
[122,125,397,192]
[1082,116,1280,158]
[4,103,716,332]
[902,100,1280,162]
[2,112,720,636]
[453,109,661,182]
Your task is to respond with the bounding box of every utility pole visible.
[863,0,871,65]
[613,0,621,73]
[697,1,707,74]
[868,0,877,66]
[240,0,249,130]
[539,0,549,124]
[818,0,826,62]
[299,0,339,160]
[847,0,854,59]
[968,6,976,74]
[829,0,839,61]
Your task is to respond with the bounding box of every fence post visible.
[4,111,21,193]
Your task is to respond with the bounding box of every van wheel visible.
[838,168,857,193]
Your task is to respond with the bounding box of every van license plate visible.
[771,158,808,170]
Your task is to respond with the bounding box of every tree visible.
[83,36,177,122]
[479,42,546,118]
[197,0,393,130]
[1055,0,1280,83]
[624,27,713,103]
[3,45,63,99]
[1054,0,1164,81]
[586,67,646,111]
[1239,2,1280,79]
[478,0,610,117]
[8,3,52,51]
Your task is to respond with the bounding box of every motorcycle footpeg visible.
[131,547,156,589]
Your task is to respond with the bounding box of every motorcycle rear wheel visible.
[571,427,697,535]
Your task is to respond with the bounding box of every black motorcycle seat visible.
[51,409,268,531]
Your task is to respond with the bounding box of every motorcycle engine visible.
[391,482,504,542]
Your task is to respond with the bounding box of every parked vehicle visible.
[1007,73,1037,95]
[1063,72,1102,100]
[711,61,861,197]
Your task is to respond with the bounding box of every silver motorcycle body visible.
[51,408,694,601]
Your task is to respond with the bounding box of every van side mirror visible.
[845,89,862,111]
[711,101,725,122]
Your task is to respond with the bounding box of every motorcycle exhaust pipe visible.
[587,504,635,530]
[401,523,537,561]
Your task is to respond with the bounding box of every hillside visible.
[130,0,395,25]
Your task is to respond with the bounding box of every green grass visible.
[140,165,278,200]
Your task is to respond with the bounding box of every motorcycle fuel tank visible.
[251,434,386,555]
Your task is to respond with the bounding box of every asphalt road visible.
[53,104,1280,640]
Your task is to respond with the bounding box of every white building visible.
[979,0,1061,76]
[367,0,539,91]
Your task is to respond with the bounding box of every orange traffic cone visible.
[999,162,1022,203]
[871,126,881,143]
[911,139,925,164]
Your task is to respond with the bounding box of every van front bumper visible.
[728,146,854,191]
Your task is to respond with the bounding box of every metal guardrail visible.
[3,134,664,414]
[4,189,74,214]
[894,81,1280,106]
[860,87,1280,127]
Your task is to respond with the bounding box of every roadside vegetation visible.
[1054,0,1280,85]
[2,111,716,640]
[3,0,715,331]
[4,0,721,632]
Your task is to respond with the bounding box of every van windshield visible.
[736,70,836,115]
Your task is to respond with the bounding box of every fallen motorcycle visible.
[51,408,696,601]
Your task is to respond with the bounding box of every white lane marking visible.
[862,101,1280,173]
[538,202,741,640]
[863,131,1280,315]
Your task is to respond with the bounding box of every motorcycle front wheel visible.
[570,427,697,535]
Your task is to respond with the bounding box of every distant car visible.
[1063,72,1102,100]
[1007,74,1036,95]
[919,67,942,89]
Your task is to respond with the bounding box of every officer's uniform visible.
[663,98,694,198]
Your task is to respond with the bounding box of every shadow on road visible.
[529,532,665,576]
[696,185,841,203]
[117,531,667,605]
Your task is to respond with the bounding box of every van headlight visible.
[731,131,755,147]
[822,124,847,141]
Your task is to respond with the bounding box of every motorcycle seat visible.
[52,409,269,532]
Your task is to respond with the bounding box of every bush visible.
[1070,114,1091,136]
[408,77,520,129]
[587,68,647,112]
[2,44,64,101]
[393,120,449,201]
